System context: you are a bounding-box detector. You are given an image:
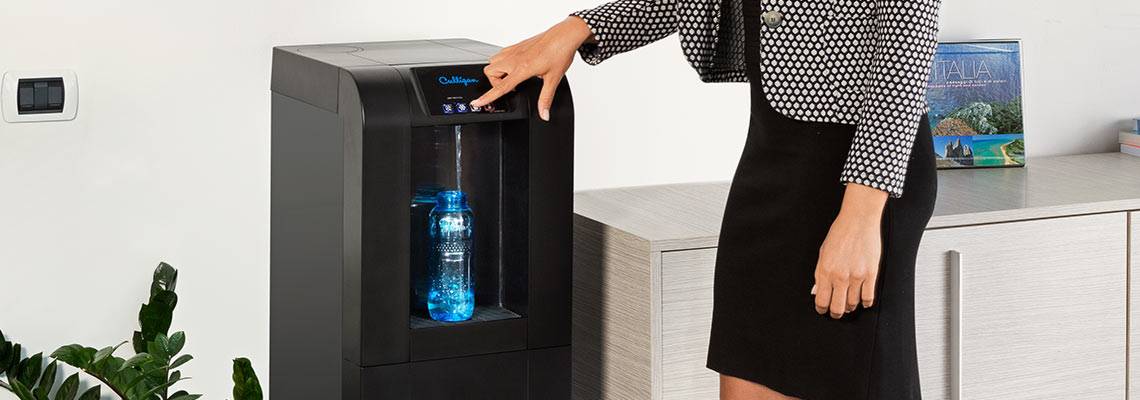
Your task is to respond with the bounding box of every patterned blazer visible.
[571,0,943,198]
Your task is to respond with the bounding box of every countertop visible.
[574,152,1140,252]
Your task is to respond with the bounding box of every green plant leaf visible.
[231,358,262,400]
[0,330,10,375]
[51,345,95,370]
[169,393,202,400]
[53,373,79,400]
[91,355,125,380]
[135,290,178,354]
[119,368,152,394]
[10,357,25,387]
[37,360,58,386]
[10,379,35,400]
[170,354,193,370]
[139,293,177,336]
[155,333,170,356]
[119,353,152,372]
[131,332,146,355]
[33,360,57,398]
[92,343,120,366]
[168,332,185,356]
[17,353,42,389]
[75,386,99,400]
[137,372,188,400]
[146,340,170,364]
[5,343,22,374]
[151,262,179,298]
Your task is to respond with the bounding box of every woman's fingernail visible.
[540,108,550,121]
[810,284,817,295]
[471,99,484,107]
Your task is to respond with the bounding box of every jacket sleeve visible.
[838,0,943,198]
[570,0,678,65]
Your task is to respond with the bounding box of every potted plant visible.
[0,263,262,400]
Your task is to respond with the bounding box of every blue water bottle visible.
[427,190,475,322]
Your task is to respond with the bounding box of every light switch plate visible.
[2,70,78,123]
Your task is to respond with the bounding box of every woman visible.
[472,0,943,398]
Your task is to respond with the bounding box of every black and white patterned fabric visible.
[571,0,942,198]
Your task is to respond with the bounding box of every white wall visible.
[0,0,1137,397]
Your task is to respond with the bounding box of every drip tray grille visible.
[410,305,522,329]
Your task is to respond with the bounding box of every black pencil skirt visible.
[704,54,939,400]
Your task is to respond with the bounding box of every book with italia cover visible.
[926,40,1026,169]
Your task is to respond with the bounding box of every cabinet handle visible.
[949,250,963,400]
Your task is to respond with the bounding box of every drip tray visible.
[410,305,522,329]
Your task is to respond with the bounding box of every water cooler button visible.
[441,103,454,114]
[455,102,469,113]
[470,103,481,112]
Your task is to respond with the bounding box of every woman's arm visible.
[474,0,680,121]
[839,0,943,199]
[570,0,679,65]
[814,0,943,319]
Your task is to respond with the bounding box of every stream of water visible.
[454,125,463,191]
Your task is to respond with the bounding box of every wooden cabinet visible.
[915,213,1127,400]
[660,248,718,400]
[572,153,1140,400]
[571,217,655,400]
[571,235,722,400]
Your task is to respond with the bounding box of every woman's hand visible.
[471,16,594,121]
[812,183,889,319]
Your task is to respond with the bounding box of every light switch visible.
[3,71,77,123]
[18,78,65,114]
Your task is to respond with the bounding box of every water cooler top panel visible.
[275,39,500,68]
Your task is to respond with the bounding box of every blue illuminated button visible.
[455,102,469,113]
[441,103,454,114]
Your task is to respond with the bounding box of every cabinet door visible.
[660,248,719,400]
[915,213,1127,400]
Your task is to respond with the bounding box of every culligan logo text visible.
[438,76,480,87]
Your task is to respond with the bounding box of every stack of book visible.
[1121,118,1140,157]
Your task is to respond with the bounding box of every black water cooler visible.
[270,39,573,400]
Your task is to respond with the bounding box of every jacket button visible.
[761,10,784,28]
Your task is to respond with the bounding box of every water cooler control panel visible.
[414,64,512,116]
